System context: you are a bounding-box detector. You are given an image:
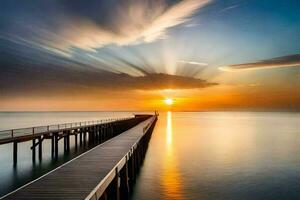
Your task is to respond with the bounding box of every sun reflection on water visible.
[167,111,172,146]
[161,111,185,200]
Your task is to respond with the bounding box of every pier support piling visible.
[80,132,83,146]
[75,134,78,149]
[54,133,58,159]
[113,168,120,200]
[13,141,18,166]
[38,136,42,161]
[63,136,66,152]
[51,135,54,157]
[83,132,87,147]
[66,133,70,153]
[119,157,130,200]
[32,139,36,162]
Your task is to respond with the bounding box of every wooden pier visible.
[0,115,152,166]
[1,114,158,200]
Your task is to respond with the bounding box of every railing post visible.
[11,130,14,138]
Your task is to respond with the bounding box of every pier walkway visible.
[2,115,157,200]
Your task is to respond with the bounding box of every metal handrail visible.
[0,116,134,140]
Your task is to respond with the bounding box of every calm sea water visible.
[1,112,300,199]
[131,112,300,200]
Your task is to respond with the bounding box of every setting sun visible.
[164,98,173,105]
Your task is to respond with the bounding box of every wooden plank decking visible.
[2,116,156,200]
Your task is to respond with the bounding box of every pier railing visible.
[0,116,134,140]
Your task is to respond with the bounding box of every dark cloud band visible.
[219,54,300,71]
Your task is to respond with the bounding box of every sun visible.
[164,98,173,105]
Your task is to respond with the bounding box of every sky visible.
[0,0,300,111]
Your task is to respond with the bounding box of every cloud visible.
[0,44,217,97]
[0,68,217,97]
[120,73,217,90]
[140,0,211,43]
[219,4,239,13]
[219,54,300,71]
[176,60,208,77]
[178,60,208,66]
[0,37,217,99]
[1,0,211,52]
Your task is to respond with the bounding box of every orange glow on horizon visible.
[1,85,300,111]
